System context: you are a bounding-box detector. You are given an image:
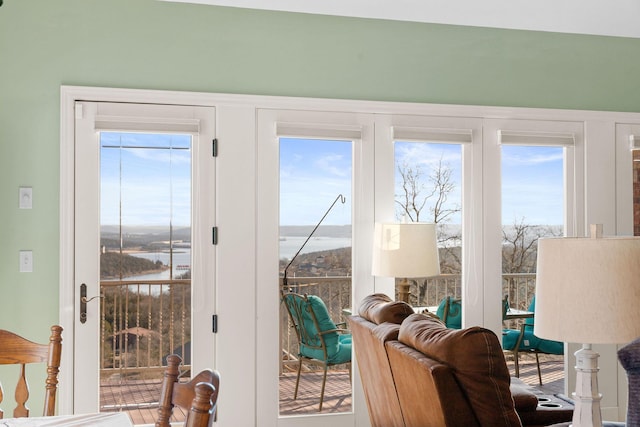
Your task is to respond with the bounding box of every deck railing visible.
[99,280,191,374]
[279,276,352,373]
[98,273,537,393]
[401,272,537,310]
[99,279,191,417]
[279,273,537,370]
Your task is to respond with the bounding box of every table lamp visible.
[534,224,640,427]
[371,222,440,303]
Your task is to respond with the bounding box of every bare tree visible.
[395,158,460,224]
[501,218,562,274]
[502,218,540,274]
[428,158,459,224]
[396,162,428,222]
[396,157,563,307]
[502,218,562,307]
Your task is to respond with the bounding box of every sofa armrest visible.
[510,383,539,412]
[510,379,573,426]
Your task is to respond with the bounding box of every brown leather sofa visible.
[349,294,573,427]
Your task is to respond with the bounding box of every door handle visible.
[80,283,103,324]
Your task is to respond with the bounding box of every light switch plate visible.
[19,187,32,209]
[20,250,33,273]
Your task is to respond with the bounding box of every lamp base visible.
[398,278,410,303]
[570,343,603,427]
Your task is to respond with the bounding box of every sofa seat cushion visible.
[358,293,414,325]
[399,313,522,427]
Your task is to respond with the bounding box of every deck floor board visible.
[100,354,564,424]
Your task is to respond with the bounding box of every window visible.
[393,141,462,304]
[494,119,581,391]
[501,144,564,307]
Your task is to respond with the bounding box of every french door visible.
[256,109,375,427]
[72,101,216,423]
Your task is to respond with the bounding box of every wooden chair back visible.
[156,354,220,427]
[0,325,63,418]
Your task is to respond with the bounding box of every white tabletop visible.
[0,412,133,427]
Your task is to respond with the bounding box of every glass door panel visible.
[99,132,193,424]
[393,141,462,307]
[501,145,563,306]
[500,144,565,387]
[278,137,353,416]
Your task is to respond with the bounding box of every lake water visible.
[122,236,352,280]
[125,250,191,280]
[279,236,351,260]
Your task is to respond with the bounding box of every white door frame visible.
[61,86,261,426]
[69,99,216,414]
[61,85,640,424]
[60,87,220,416]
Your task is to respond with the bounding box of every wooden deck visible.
[279,369,352,415]
[515,353,566,396]
[100,354,565,424]
[101,375,187,425]
[278,353,565,415]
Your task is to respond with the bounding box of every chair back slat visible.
[156,354,220,427]
[14,365,29,417]
[0,325,62,419]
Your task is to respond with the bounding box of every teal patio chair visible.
[503,296,563,384]
[435,296,462,329]
[281,292,352,411]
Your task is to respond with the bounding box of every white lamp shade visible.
[371,222,440,278]
[534,234,640,344]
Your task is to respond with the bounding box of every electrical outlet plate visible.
[19,187,32,209]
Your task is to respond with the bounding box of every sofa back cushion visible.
[349,316,405,427]
[399,314,522,427]
[358,293,414,325]
[386,340,480,427]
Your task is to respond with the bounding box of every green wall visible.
[2,0,640,341]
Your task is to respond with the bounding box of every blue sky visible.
[280,139,564,226]
[280,138,353,225]
[100,133,564,228]
[100,132,192,227]
[501,145,563,225]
